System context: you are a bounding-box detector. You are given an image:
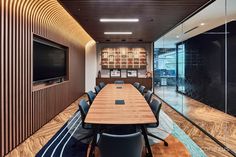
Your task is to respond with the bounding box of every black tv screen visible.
[33,40,67,82]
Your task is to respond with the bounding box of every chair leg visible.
[88,133,97,157]
[141,126,153,157]
[147,132,168,146]
[78,134,94,142]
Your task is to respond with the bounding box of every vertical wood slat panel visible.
[36,91,39,131]
[9,0,13,152]
[12,0,16,149]
[5,0,9,154]
[31,82,70,131]
[22,0,26,142]
[18,0,22,146]
[1,0,5,156]
[1,0,91,156]
[15,0,19,147]
[25,0,28,140]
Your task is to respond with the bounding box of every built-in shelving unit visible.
[101,47,147,69]
[96,77,152,89]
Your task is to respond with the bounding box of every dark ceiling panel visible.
[59,0,213,42]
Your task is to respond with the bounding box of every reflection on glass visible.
[154,31,184,112]
[154,0,236,155]
[154,48,176,87]
[177,44,185,93]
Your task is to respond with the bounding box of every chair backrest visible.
[138,85,145,95]
[98,132,143,157]
[144,90,152,103]
[79,99,89,128]
[114,80,124,84]
[99,82,105,89]
[87,91,96,104]
[133,82,140,89]
[94,85,101,94]
[149,98,162,125]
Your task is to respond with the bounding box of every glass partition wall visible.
[176,43,185,93]
[154,0,236,155]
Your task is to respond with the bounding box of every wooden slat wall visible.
[32,83,69,132]
[0,0,92,156]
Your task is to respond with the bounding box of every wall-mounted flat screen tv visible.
[33,37,67,82]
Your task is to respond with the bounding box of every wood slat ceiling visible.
[59,0,213,43]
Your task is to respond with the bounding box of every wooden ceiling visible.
[59,0,213,43]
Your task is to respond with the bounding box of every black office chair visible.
[144,90,152,104]
[133,82,140,89]
[94,85,101,94]
[138,85,145,95]
[79,99,92,129]
[114,80,124,84]
[147,98,168,146]
[104,125,137,135]
[99,82,106,89]
[97,132,143,157]
[87,91,96,105]
[76,99,94,142]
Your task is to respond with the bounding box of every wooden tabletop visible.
[85,84,157,125]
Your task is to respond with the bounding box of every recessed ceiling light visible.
[200,23,205,26]
[104,32,132,35]
[176,35,180,38]
[100,18,139,22]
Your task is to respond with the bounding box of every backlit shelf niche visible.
[101,47,147,69]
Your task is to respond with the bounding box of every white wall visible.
[85,40,97,92]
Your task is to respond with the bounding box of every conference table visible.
[85,83,157,157]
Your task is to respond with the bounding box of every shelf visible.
[33,80,69,92]
[96,77,153,89]
[101,47,147,69]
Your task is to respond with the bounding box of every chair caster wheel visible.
[89,154,95,157]
[145,153,152,157]
[164,142,168,146]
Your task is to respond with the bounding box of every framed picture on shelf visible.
[103,52,108,58]
[121,70,127,78]
[110,69,121,78]
[134,51,139,58]
[121,49,126,55]
[127,70,137,77]
[109,55,114,62]
[128,52,133,58]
